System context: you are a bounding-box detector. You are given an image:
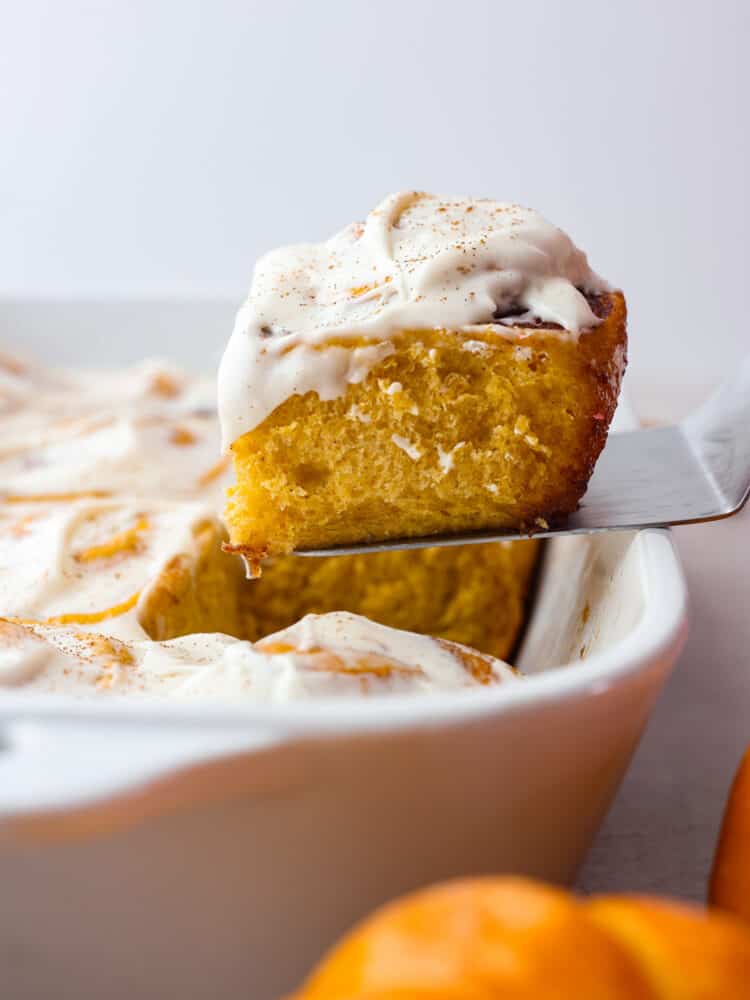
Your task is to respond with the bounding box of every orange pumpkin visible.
[710,744,750,922]
[289,876,750,999]
[291,742,750,999]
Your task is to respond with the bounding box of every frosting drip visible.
[219,191,608,445]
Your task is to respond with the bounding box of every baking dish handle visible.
[0,718,281,827]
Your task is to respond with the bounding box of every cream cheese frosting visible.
[0,498,218,641]
[1,612,515,700]
[0,346,517,701]
[0,350,227,502]
[219,191,608,446]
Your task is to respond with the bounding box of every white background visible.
[2,0,749,395]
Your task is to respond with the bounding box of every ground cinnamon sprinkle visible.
[170,426,197,446]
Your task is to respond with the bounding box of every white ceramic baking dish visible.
[0,302,688,1000]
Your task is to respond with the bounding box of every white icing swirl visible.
[1,613,516,700]
[0,498,217,641]
[0,352,226,502]
[219,191,608,446]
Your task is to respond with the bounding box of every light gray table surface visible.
[579,382,750,900]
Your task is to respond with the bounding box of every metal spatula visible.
[297,356,750,556]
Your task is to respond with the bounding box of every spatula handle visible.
[685,354,750,516]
